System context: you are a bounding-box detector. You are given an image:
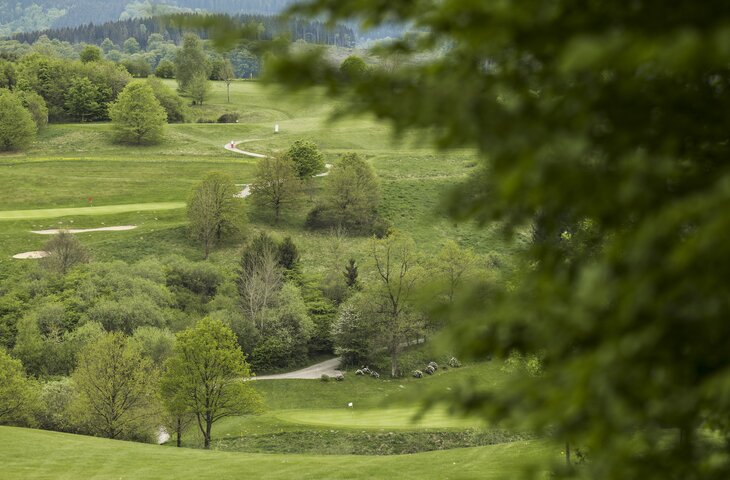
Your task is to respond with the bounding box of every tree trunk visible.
[204,418,212,449]
[565,441,571,466]
[176,418,182,447]
[227,82,230,103]
[390,346,399,377]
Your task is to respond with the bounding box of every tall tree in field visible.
[368,233,423,377]
[174,33,209,95]
[0,89,36,151]
[207,0,730,476]
[161,318,262,449]
[109,80,166,145]
[71,332,158,440]
[250,154,301,224]
[221,59,235,103]
[322,152,380,232]
[187,172,244,259]
[0,348,37,426]
[186,71,210,105]
[41,230,89,275]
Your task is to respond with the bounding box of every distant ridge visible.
[0,0,296,36]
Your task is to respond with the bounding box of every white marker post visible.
[274,124,280,134]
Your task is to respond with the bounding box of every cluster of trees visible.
[0,317,260,448]
[245,140,383,234]
[231,0,730,477]
[0,88,42,151]
[1,52,131,122]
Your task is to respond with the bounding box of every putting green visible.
[0,202,185,220]
[273,407,484,430]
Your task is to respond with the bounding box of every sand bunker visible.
[13,251,49,259]
[31,226,138,235]
[234,185,251,198]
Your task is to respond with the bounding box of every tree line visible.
[12,14,355,49]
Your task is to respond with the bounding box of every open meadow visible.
[0,80,516,277]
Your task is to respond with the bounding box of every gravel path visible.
[253,357,343,380]
[226,141,332,199]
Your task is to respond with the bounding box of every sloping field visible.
[0,426,552,480]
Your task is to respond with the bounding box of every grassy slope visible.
[0,426,552,480]
[0,80,515,269]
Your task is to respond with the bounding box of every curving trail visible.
[225,141,332,199]
[252,357,343,380]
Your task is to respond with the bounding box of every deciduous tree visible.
[41,230,89,275]
[0,348,37,426]
[187,172,244,259]
[71,332,158,440]
[250,153,301,223]
[161,318,262,449]
[109,80,166,144]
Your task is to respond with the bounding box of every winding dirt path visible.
[253,357,343,380]
[225,141,332,198]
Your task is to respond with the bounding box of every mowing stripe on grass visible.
[0,202,185,220]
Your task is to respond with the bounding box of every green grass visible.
[0,80,511,265]
[272,407,478,430]
[0,426,554,479]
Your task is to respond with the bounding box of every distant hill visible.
[0,0,296,36]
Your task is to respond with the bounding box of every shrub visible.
[0,89,36,151]
[217,112,239,123]
[320,374,330,382]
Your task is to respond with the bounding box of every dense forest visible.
[0,0,296,35]
[12,14,356,48]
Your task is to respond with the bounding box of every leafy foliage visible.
[286,139,325,179]
[0,348,37,426]
[161,317,262,448]
[237,0,730,476]
[0,88,36,151]
[70,332,158,440]
[187,172,245,258]
[109,80,166,144]
[250,153,302,223]
[41,230,89,275]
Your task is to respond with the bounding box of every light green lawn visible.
[272,407,480,430]
[0,426,554,480]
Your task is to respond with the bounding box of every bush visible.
[320,374,330,382]
[196,117,214,123]
[217,112,239,123]
[0,89,36,151]
[155,60,175,79]
[109,81,166,145]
